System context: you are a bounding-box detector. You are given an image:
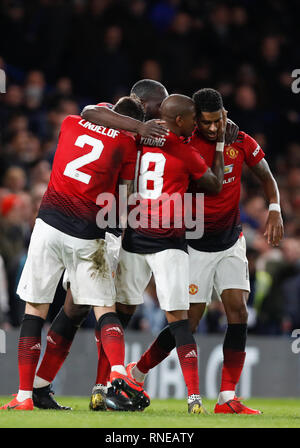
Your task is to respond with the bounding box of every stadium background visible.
[0,0,300,398]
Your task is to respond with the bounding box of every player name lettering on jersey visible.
[252,144,261,157]
[223,176,235,184]
[140,136,166,147]
[38,114,137,239]
[78,119,120,139]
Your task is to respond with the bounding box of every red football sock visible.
[169,320,200,397]
[176,343,200,396]
[95,330,111,385]
[220,349,246,391]
[18,314,44,391]
[136,338,170,374]
[97,313,125,367]
[36,330,73,383]
[36,308,79,383]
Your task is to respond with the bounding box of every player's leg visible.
[33,232,122,410]
[217,288,248,402]
[3,303,49,410]
[92,304,134,412]
[93,305,126,376]
[1,219,65,410]
[127,323,175,386]
[98,248,153,410]
[90,303,137,412]
[33,287,90,410]
[93,304,150,410]
[150,249,205,413]
[58,236,130,410]
[94,303,135,389]
[95,240,141,383]
[214,237,261,414]
[126,304,206,389]
[188,302,207,332]
[127,247,211,390]
[164,309,206,413]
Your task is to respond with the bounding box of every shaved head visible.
[160,94,195,121]
[160,94,196,138]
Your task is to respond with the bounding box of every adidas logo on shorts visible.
[30,343,41,350]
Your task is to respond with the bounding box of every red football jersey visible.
[188,130,265,251]
[123,131,208,251]
[39,115,137,239]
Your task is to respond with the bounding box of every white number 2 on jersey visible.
[63,134,104,184]
[138,152,166,199]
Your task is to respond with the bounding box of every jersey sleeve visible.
[61,115,77,130]
[186,145,209,180]
[119,136,138,180]
[242,132,265,167]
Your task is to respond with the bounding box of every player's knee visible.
[239,305,248,323]
[64,303,91,326]
[228,302,248,323]
[189,318,200,333]
[116,302,136,316]
[188,303,206,333]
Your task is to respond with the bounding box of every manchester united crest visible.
[189,284,198,295]
[226,146,239,159]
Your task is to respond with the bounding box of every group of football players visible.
[0,79,283,415]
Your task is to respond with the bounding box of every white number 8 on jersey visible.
[138,152,166,199]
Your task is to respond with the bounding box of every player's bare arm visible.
[118,178,134,231]
[250,158,284,246]
[211,108,226,185]
[81,105,168,138]
[194,109,226,194]
[119,178,134,197]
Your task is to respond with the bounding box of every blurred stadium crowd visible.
[0,0,300,335]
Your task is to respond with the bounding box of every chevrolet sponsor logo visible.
[224,164,234,174]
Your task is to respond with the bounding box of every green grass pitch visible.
[0,397,300,428]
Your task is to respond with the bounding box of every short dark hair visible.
[130,79,167,101]
[113,95,145,121]
[192,88,223,115]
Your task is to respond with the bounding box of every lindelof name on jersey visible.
[78,119,120,138]
[140,136,166,147]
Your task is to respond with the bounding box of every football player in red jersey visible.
[0,95,158,412]
[28,80,170,412]
[114,93,226,414]
[29,80,238,412]
[126,88,283,415]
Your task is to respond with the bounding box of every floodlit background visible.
[0,0,300,340]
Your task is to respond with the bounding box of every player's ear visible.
[175,115,183,127]
[139,99,147,109]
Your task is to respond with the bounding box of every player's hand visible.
[225,118,239,145]
[137,120,169,138]
[264,211,284,246]
[217,108,227,142]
